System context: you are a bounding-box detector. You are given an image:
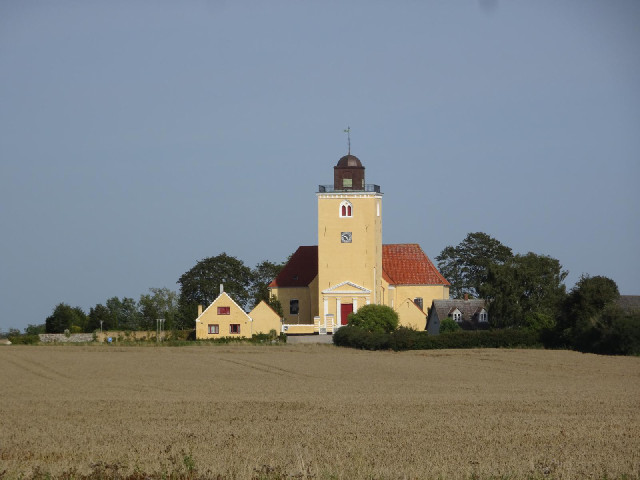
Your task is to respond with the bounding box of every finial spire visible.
[344,126,351,155]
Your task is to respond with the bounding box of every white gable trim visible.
[322,281,371,296]
[195,291,253,323]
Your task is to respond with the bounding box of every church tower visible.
[317,154,383,327]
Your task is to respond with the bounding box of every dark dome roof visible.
[336,154,363,168]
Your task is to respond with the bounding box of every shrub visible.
[440,317,461,333]
[7,334,40,345]
[335,325,542,351]
[347,304,399,333]
[333,325,390,350]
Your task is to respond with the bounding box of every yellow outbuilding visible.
[195,290,281,339]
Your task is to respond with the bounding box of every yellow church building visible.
[269,154,450,333]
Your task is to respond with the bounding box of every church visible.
[269,153,450,333]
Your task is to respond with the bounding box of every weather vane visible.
[344,126,351,155]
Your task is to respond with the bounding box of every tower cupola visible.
[334,154,365,190]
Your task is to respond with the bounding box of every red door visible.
[341,303,353,325]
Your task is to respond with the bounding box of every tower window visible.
[340,201,353,218]
[342,178,352,188]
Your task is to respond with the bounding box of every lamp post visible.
[156,318,165,343]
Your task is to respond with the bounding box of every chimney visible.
[197,305,203,316]
[464,293,469,301]
[220,283,224,294]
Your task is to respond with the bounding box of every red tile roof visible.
[382,244,450,286]
[268,246,318,288]
[269,244,449,288]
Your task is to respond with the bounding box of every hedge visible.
[333,326,541,351]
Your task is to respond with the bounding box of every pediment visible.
[322,281,371,295]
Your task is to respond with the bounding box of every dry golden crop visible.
[0,344,638,479]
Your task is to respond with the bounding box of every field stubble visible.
[0,345,638,479]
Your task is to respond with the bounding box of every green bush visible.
[571,306,640,356]
[7,334,40,345]
[252,332,287,344]
[334,326,541,351]
[333,325,390,350]
[347,304,399,333]
[440,317,461,333]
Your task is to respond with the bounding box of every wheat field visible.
[0,344,638,479]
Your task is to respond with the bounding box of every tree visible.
[267,296,284,318]
[559,275,619,331]
[87,303,112,332]
[480,252,567,328]
[105,296,140,331]
[347,304,399,333]
[45,303,87,333]
[177,253,253,329]
[138,287,179,330]
[557,275,620,348]
[436,232,513,298]
[24,323,46,335]
[250,260,285,309]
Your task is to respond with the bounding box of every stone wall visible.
[38,333,95,343]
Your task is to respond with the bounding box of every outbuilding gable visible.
[195,291,252,339]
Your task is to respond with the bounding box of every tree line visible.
[436,232,639,355]
[13,233,639,355]
[20,254,284,335]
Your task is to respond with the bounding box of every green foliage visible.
[252,331,287,344]
[138,287,179,330]
[87,303,112,331]
[480,252,567,329]
[440,317,461,333]
[557,275,620,343]
[590,306,640,355]
[524,312,556,333]
[563,302,640,356]
[105,296,140,331]
[7,334,40,345]
[24,323,46,335]
[177,253,253,313]
[250,260,285,309]
[347,304,399,333]
[334,325,542,351]
[267,296,284,317]
[45,303,87,333]
[436,232,513,298]
[332,325,391,350]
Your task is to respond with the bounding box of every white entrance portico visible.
[321,281,371,329]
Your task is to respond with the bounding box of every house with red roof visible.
[269,153,449,332]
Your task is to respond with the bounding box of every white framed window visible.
[479,311,488,323]
[339,200,353,218]
[453,310,462,323]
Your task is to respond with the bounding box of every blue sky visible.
[1,1,639,331]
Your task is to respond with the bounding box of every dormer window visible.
[452,309,462,323]
[340,200,353,218]
[479,310,488,323]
